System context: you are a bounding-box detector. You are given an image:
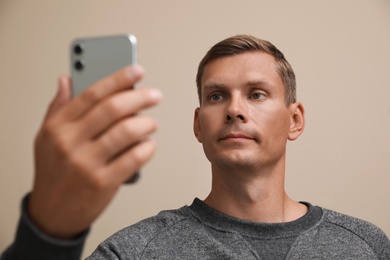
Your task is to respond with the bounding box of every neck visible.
[204,160,307,223]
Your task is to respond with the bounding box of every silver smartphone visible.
[70,34,138,96]
[70,34,140,184]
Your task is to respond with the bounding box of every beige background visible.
[0,0,389,258]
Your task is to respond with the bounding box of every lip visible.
[219,133,254,141]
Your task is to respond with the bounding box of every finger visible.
[103,138,157,185]
[60,65,144,121]
[77,87,162,140]
[45,76,72,119]
[93,115,158,161]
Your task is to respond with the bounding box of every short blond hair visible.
[196,35,296,106]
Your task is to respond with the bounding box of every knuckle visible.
[98,136,116,158]
[81,88,102,104]
[132,150,145,166]
[103,97,123,118]
[86,171,107,191]
[67,149,109,190]
[132,141,154,165]
[41,118,57,137]
[40,120,80,160]
[144,117,158,134]
[122,120,137,137]
[102,72,129,92]
[54,136,71,156]
[39,121,68,154]
[121,117,157,140]
[109,73,124,88]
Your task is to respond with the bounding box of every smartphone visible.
[70,34,138,96]
[70,34,140,184]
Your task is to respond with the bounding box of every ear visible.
[193,107,203,143]
[288,102,305,141]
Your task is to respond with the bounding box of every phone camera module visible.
[73,43,84,55]
[74,60,84,71]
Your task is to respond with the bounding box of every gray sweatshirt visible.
[88,199,390,259]
[2,196,390,259]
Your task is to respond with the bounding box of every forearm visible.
[1,194,88,260]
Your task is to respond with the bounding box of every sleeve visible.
[377,230,390,260]
[0,194,89,260]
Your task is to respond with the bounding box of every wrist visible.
[7,194,89,260]
[27,192,86,240]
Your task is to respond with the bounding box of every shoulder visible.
[321,207,388,240]
[121,206,190,235]
[291,205,390,259]
[320,207,390,257]
[87,206,192,259]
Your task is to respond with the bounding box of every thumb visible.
[45,76,72,119]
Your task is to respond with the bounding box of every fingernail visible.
[126,65,144,79]
[150,89,163,101]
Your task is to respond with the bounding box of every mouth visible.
[219,133,255,141]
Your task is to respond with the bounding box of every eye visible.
[251,92,266,100]
[210,93,223,101]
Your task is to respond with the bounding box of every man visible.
[2,35,390,259]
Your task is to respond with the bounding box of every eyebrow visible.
[246,79,274,88]
[202,82,225,90]
[202,79,274,90]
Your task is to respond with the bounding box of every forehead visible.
[201,52,283,90]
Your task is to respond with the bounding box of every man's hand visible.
[28,65,162,239]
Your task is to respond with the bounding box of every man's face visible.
[194,52,303,172]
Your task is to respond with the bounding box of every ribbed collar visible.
[187,198,322,239]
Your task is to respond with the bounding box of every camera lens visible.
[74,60,84,71]
[73,43,84,55]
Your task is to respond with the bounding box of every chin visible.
[212,154,259,171]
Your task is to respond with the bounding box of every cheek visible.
[271,114,291,139]
[198,111,216,140]
[254,108,291,137]
[200,110,219,128]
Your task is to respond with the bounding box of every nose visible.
[225,96,248,123]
